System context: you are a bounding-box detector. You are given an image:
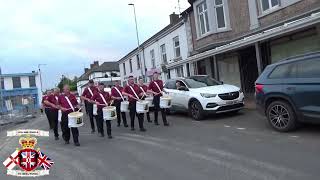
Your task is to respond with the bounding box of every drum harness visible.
[140,86,148,97]
[129,86,140,101]
[99,93,108,106]
[153,81,163,95]
[114,87,125,101]
[65,96,75,112]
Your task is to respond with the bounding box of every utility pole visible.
[38,64,46,94]
[128,3,146,81]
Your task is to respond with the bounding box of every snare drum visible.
[120,101,129,112]
[145,96,154,107]
[136,101,149,113]
[68,112,84,128]
[160,96,172,108]
[103,106,117,121]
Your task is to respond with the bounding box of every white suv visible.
[164,75,245,120]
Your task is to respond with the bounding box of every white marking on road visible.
[224,125,231,128]
[236,127,246,130]
[290,135,299,138]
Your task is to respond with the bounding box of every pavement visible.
[0,109,320,180]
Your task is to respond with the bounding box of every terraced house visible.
[168,0,320,95]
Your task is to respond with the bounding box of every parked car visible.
[255,52,320,132]
[164,75,244,120]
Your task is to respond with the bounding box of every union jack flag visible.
[37,151,54,170]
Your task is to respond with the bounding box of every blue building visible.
[0,72,42,113]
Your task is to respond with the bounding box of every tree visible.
[58,75,78,92]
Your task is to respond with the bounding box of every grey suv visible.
[255,52,320,132]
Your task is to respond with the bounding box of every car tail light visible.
[255,83,264,94]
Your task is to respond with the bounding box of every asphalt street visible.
[1,109,320,180]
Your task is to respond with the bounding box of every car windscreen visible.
[184,76,221,88]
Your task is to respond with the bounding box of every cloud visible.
[0,0,190,89]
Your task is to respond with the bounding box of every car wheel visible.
[266,101,297,132]
[189,100,204,121]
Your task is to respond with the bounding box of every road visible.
[1,109,320,180]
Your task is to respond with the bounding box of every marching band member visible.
[42,90,53,129]
[91,82,113,139]
[44,88,60,140]
[111,80,128,127]
[58,85,81,146]
[123,76,146,132]
[148,72,169,126]
[138,78,151,123]
[81,80,98,133]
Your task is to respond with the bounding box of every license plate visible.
[226,100,237,105]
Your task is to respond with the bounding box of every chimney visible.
[90,61,99,69]
[170,12,179,25]
[84,68,89,73]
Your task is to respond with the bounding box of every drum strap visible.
[114,87,124,101]
[55,96,58,102]
[140,86,147,96]
[88,87,94,97]
[154,81,162,94]
[65,96,75,112]
[99,93,108,105]
[129,86,140,100]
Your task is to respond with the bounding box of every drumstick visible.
[77,108,82,112]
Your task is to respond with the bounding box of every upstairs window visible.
[261,0,280,12]
[150,49,156,68]
[129,59,133,73]
[0,78,4,89]
[29,76,36,87]
[173,36,181,58]
[214,0,226,29]
[12,77,21,88]
[197,1,210,35]
[123,63,126,76]
[136,54,141,69]
[160,44,167,64]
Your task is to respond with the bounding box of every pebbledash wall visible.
[0,72,41,112]
[118,14,191,86]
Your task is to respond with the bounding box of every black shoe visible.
[74,142,80,146]
[148,120,152,123]
[131,127,135,131]
[99,133,105,137]
[164,123,170,126]
[108,135,113,139]
[55,136,59,140]
[65,141,70,144]
[117,124,120,127]
[124,124,129,128]
[140,128,147,132]
[154,122,159,126]
[91,130,95,134]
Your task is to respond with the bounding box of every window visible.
[29,76,36,87]
[160,44,167,64]
[136,54,141,69]
[296,59,320,78]
[150,49,155,68]
[186,63,191,77]
[0,78,4,89]
[214,0,226,29]
[12,77,21,88]
[197,1,210,35]
[123,63,126,76]
[269,63,297,79]
[129,59,133,73]
[261,0,280,12]
[173,36,181,58]
[176,66,184,77]
[164,81,177,89]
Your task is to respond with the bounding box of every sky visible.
[0,0,190,90]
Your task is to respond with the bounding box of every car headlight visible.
[200,93,217,98]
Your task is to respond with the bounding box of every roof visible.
[77,61,119,82]
[0,72,38,77]
[90,61,119,73]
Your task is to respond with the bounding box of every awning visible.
[167,11,320,68]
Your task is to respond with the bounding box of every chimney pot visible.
[170,13,179,24]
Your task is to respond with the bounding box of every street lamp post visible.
[38,64,46,94]
[128,3,146,81]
